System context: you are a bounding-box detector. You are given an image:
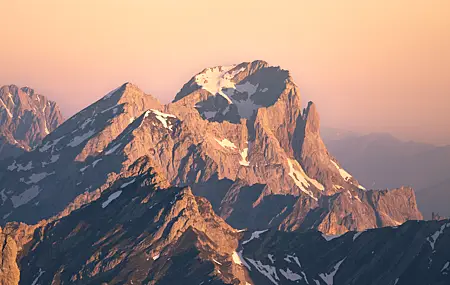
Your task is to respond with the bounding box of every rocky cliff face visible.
[283,186,423,234]
[0,61,422,236]
[0,230,20,285]
[0,85,63,160]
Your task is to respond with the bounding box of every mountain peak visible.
[303,101,321,134]
[0,84,64,158]
[98,83,162,112]
[173,60,292,124]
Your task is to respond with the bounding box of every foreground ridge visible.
[0,169,447,284]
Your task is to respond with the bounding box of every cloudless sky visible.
[1,0,449,145]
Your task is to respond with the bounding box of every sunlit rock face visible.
[0,61,421,236]
[0,85,64,160]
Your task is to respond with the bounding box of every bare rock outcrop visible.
[0,85,63,160]
[0,230,20,285]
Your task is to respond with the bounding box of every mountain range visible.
[0,60,447,285]
[323,131,450,218]
[0,61,421,234]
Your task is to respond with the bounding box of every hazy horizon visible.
[1,0,449,145]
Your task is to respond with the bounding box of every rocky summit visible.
[0,85,63,160]
[0,60,447,285]
[0,61,422,236]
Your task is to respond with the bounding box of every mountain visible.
[0,61,422,235]
[0,168,448,285]
[321,126,360,142]
[0,82,162,222]
[416,178,450,220]
[323,132,450,218]
[0,85,64,160]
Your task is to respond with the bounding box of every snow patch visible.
[235,81,259,96]
[102,191,123,208]
[3,212,11,220]
[222,82,261,119]
[239,148,250,166]
[8,161,33,172]
[345,190,362,203]
[194,66,263,119]
[442,261,449,273]
[102,86,120,100]
[42,154,60,167]
[353,232,363,241]
[105,143,122,155]
[0,189,7,204]
[279,268,302,282]
[194,65,271,119]
[232,251,251,270]
[319,258,345,285]
[0,98,13,118]
[322,233,344,241]
[287,159,323,201]
[121,178,136,189]
[92,159,102,168]
[194,65,241,104]
[285,255,302,268]
[215,138,237,149]
[67,129,96,147]
[100,104,120,114]
[149,109,176,130]
[7,93,15,105]
[233,96,260,119]
[330,160,353,182]
[31,268,45,285]
[243,229,268,245]
[39,136,65,152]
[11,185,41,208]
[24,172,55,184]
[246,258,280,285]
[80,117,94,130]
[43,120,50,135]
[203,111,217,119]
[427,223,450,250]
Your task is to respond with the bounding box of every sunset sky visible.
[1,0,449,145]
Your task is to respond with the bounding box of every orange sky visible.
[1,0,449,145]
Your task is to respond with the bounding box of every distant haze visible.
[1,0,449,145]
